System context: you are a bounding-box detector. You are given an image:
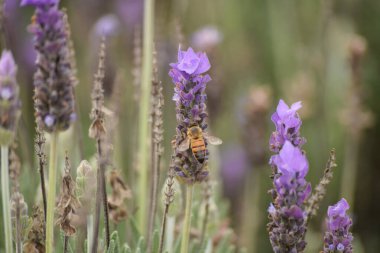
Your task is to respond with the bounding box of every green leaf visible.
[110,231,121,253]
[129,217,142,245]
[152,230,160,253]
[121,243,132,253]
[174,236,181,253]
[215,231,232,253]
[135,236,146,253]
[108,239,116,253]
[227,245,236,253]
[84,239,88,253]
[198,237,210,253]
[204,239,213,253]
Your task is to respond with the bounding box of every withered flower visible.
[107,169,131,224]
[23,206,45,253]
[56,153,79,236]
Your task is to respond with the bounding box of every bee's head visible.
[188,125,201,138]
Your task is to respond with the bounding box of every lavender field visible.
[0,0,379,252]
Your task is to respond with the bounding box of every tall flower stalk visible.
[268,100,311,252]
[137,0,155,234]
[169,47,213,253]
[147,57,164,253]
[21,0,77,251]
[2,146,12,253]
[180,184,194,253]
[89,38,110,252]
[35,128,47,220]
[0,50,21,253]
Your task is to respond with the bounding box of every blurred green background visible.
[2,0,380,252]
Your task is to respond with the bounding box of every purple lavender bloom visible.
[0,50,21,145]
[169,47,212,184]
[270,99,305,153]
[170,47,210,75]
[323,198,353,253]
[22,0,76,132]
[268,140,311,251]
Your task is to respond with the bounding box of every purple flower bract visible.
[270,99,305,153]
[323,198,353,253]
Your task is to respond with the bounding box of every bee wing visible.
[178,138,190,152]
[204,134,223,145]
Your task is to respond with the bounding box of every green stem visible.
[137,0,155,234]
[180,184,194,253]
[87,215,93,253]
[45,132,59,253]
[1,146,13,253]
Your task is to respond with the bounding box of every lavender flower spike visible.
[169,47,211,184]
[22,0,76,132]
[0,50,21,145]
[268,141,311,252]
[270,99,305,153]
[323,198,353,253]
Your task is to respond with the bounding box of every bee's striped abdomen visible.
[191,138,206,163]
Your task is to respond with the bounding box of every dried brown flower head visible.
[107,169,131,224]
[56,153,80,236]
[23,206,45,253]
[89,38,106,140]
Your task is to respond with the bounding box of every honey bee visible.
[178,125,222,164]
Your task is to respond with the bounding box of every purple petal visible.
[193,52,211,75]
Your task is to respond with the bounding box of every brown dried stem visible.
[35,128,47,221]
[158,161,175,253]
[306,149,337,223]
[147,49,164,253]
[89,38,110,252]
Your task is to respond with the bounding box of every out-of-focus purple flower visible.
[0,50,21,145]
[94,14,120,37]
[220,145,247,198]
[115,0,143,31]
[20,0,58,7]
[323,198,353,253]
[191,26,223,51]
[270,99,305,153]
[268,101,310,252]
[169,47,212,184]
[23,0,76,132]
